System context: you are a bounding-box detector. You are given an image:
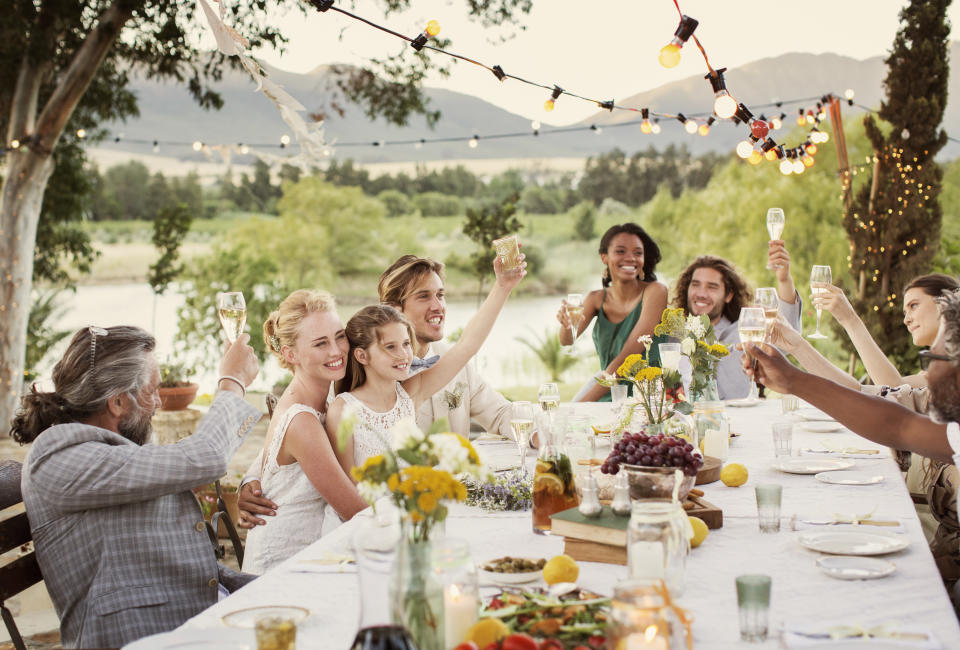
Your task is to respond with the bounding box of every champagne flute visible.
[538,382,561,413]
[510,401,535,476]
[217,292,246,343]
[739,307,767,403]
[766,208,785,270]
[755,287,779,332]
[808,265,832,339]
[564,293,585,353]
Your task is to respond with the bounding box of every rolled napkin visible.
[800,440,886,458]
[791,511,905,533]
[289,552,357,574]
[783,619,940,648]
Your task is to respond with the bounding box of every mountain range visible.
[97,43,960,166]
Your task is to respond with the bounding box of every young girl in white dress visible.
[326,255,526,470]
[242,290,368,575]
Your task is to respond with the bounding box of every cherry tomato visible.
[483,644,500,650]
[538,640,564,650]
[588,635,606,648]
[453,643,479,650]
[501,633,539,650]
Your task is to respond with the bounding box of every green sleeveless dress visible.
[591,287,664,402]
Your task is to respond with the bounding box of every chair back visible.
[0,461,44,650]
[266,393,278,419]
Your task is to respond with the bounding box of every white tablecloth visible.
[179,400,960,648]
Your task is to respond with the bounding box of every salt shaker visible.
[611,471,631,517]
[578,474,603,518]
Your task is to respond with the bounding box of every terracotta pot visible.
[158,383,199,411]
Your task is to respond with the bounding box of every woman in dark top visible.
[558,223,668,401]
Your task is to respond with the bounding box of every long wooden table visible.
[174,400,960,648]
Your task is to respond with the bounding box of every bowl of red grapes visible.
[600,432,702,501]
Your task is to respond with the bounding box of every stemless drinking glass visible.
[738,307,766,403]
[510,401,535,475]
[658,342,681,372]
[771,421,793,458]
[217,291,246,343]
[754,288,779,330]
[808,265,832,339]
[736,574,772,642]
[755,484,782,533]
[766,208,785,269]
[538,382,561,413]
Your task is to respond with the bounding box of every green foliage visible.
[841,0,950,372]
[462,194,522,291]
[519,185,564,214]
[24,291,71,382]
[516,328,579,382]
[483,170,527,204]
[377,189,414,217]
[149,203,193,295]
[159,358,194,388]
[570,200,597,241]
[935,158,960,275]
[412,191,463,217]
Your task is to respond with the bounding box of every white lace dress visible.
[242,404,331,575]
[338,383,416,466]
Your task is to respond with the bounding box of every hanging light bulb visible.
[805,112,815,125]
[640,108,652,134]
[819,130,830,143]
[750,119,770,140]
[531,120,541,132]
[802,153,815,167]
[658,15,698,68]
[651,119,662,134]
[240,144,250,155]
[411,20,441,50]
[698,116,715,136]
[780,158,794,175]
[805,142,818,155]
[425,20,441,36]
[152,140,159,153]
[796,109,806,127]
[748,150,763,165]
[772,112,785,130]
[901,128,910,140]
[414,140,424,150]
[468,135,479,148]
[590,124,603,135]
[762,138,778,161]
[192,141,203,152]
[844,88,855,106]
[684,118,698,135]
[10,139,20,149]
[543,86,562,112]
[280,134,291,147]
[736,139,755,159]
[76,128,87,139]
[792,158,805,174]
[705,68,737,119]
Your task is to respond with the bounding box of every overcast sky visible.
[231,1,958,125]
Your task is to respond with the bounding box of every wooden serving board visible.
[684,494,723,529]
[695,455,722,485]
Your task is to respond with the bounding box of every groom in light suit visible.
[12,326,261,648]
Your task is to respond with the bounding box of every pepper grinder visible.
[611,471,631,517]
[578,473,603,518]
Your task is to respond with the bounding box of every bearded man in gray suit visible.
[12,325,261,648]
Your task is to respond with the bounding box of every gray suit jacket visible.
[21,392,262,649]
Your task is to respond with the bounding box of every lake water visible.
[44,284,600,392]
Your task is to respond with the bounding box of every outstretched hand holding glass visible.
[217,292,246,343]
[808,266,832,339]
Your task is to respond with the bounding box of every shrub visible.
[377,189,413,217]
[569,201,596,241]
[413,192,463,217]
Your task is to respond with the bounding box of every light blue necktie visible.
[410,354,441,371]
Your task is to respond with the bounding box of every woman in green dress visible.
[558,223,668,401]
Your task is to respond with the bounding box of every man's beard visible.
[928,372,960,424]
[118,402,153,445]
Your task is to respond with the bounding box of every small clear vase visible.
[690,377,720,404]
[390,522,444,650]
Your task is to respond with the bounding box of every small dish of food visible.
[479,556,545,584]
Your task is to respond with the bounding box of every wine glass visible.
[510,401,535,475]
[754,287,779,331]
[766,208,785,270]
[217,292,246,343]
[564,293,585,353]
[808,265,832,339]
[738,307,767,403]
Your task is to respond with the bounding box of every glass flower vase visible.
[390,522,444,650]
[690,377,720,404]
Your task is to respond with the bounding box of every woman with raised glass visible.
[557,223,669,402]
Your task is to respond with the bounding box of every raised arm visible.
[577,282,668,402]
[284,407,368,521]
[760,316,860,389]
[557,292,600,346]
[811,283,922,388]
[768,240,799,306]
[747,342,952,463]
[404,255,526,406]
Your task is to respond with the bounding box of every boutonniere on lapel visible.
[442,382,467,409]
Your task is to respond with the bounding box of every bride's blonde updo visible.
[263,289,337,371]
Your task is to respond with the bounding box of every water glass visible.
[658,342,681,372]
[771,422,793,458]
[611,384,629,407]
[755,484,782,533]
[736,574,772,642]
[780,394,799,416]
[255,615,297,650]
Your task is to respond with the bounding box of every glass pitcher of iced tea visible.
[532,413,579,534]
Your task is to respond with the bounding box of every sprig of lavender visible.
[463,469,532,511]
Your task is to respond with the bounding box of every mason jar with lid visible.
[627,501,690,595]
[692,400,725,451]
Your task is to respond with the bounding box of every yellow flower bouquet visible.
[653,308,730,402]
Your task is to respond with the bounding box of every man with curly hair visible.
[671,243,801,399]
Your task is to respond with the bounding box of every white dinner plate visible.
[815,471,885,486]
[797,407,837,422]
[798,529,910,556]
[802,422,845,433]
[773,458,855,474]
[816,555,896,580]
[124,628,253,649]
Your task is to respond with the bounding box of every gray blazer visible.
[21,391,262,649]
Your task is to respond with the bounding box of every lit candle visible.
[444,584,478,648]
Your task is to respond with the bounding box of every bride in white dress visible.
[242,290,368,575]
[326,254,526,471]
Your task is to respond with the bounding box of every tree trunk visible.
[0,150,55,432]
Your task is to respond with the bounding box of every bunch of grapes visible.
[600,432,703,477]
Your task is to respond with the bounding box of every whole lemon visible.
[466,618,509,647]
[720,462,748,487]
[542,554,580,585]
[689,516,709,548]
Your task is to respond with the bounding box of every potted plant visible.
[158,358,198,411]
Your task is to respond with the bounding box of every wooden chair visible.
[1,461,44,650]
